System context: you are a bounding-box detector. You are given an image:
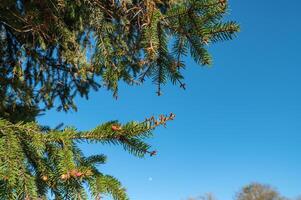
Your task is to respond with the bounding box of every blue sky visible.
[38,0,301,199]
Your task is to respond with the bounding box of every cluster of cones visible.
[59,169,93,181]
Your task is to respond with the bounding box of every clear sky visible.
[38,0,301,199]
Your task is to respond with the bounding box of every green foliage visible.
[0,0,239,199]
[0,114,174,199]
[0,0,239,113]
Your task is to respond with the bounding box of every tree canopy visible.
[236,183,287,200]
[188,183,293,200]
[0,0,239,115]
[0,0,239,199]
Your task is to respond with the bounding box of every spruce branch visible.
[0,113,175,198]
[0,0,239,198]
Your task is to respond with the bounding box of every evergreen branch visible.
[0,113,176,197]
[0,0,239,198]
[164,0,226,20]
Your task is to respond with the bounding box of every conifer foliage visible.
[0,114,175,199]
[0,0,239,199]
